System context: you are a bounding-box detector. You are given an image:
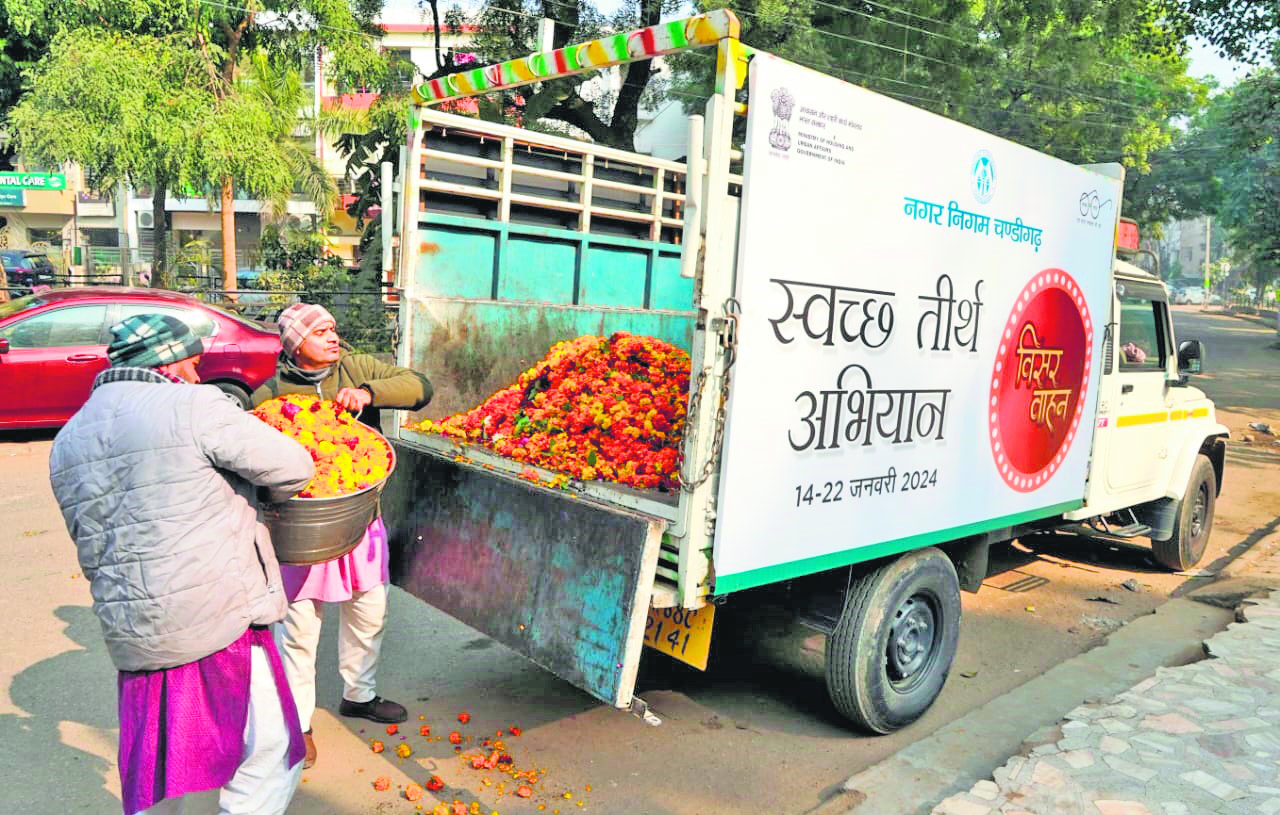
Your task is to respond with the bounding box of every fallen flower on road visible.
[516,786,533,798]
[387,724,399,735]
[371,740,385,753]
[373,777,391,791]
[449,731,463,745]
[421,725,432,736]
[426,776,445,792]
[405,783,424,802]
[458,712,471,724]
[397,743,413,758]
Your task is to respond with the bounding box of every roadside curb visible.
[1212,308,1278,331]
[929,589,1280,815]
[837,598,1233,815]
[838,531,1280,815]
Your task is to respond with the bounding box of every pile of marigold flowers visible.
[410,333,690,490]
[253,394,393,498]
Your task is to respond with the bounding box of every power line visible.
[767,0,1177,96]
[732,5,1157,114]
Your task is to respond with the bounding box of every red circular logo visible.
[989,269,1092,492]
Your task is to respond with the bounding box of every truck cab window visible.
[1117,293,1166,371]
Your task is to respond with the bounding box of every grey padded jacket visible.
[49,375,314,671]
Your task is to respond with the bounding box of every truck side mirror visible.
[1177,340,1203,375]
[0,338,8,355]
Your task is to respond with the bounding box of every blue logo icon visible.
[971,151,995,204]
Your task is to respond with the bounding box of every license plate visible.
[643,604,715,671]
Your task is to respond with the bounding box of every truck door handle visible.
[65,354,102,363]
[1121,384,1133,394]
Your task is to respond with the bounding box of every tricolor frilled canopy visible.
[410,333,691,491]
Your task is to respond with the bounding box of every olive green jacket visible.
[251,352,432,428]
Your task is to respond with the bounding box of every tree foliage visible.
[258,224,395,352]
[3,0,384,287]
[1162,0,1280,65]
[1201,70,1280,291]
[7,28,214,284]
[665,0,1206,233]
[0,2,48,168]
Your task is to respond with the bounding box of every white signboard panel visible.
[712,56,1122,593]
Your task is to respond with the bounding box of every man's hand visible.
[335,386,373,413]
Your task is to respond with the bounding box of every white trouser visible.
[138,645,302,815]
[276,584,388,730]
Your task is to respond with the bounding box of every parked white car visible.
[1179,286,1207,305]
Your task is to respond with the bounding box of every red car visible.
[0,287,282,429]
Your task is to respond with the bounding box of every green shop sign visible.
[0,188,23,207]
[0,172,67,191]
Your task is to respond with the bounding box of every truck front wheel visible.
[1152,454,1217,571]
[825,547,960,734]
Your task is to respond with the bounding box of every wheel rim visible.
[1189,481,1209,539]
[886,592,941,692]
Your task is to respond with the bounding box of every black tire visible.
[213,380,253,410]
[1152,454,1216,571]
[825,547,961,734]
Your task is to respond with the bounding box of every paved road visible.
[0,308,1276,815]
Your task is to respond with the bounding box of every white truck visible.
[380,10,1228,733]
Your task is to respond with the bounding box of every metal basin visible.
[263,439,396,566]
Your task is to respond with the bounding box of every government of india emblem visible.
[769,87,794,151]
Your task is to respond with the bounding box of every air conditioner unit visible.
[137,210,155,230]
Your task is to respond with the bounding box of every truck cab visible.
[1065,251,1227,570]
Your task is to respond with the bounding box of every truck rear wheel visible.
[1153,454,1216,571]
[825,547,961,734]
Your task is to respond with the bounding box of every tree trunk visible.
[220,176,237,295]
[152,180,170,289]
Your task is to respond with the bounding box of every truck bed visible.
[397,426,682,522]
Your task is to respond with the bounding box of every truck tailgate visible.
[381,442,666,708]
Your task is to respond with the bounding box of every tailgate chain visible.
[679,298,739,491]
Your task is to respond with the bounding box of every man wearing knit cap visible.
[50,313,316,815]
[252,302,432,770]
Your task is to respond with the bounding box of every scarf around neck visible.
[282,353,333,386]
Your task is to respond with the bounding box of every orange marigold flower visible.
[252,394,392,498]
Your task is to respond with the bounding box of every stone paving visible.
[931,589,1280,815]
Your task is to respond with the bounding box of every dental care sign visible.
[712,56,1121,593]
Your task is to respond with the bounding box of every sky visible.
[1186,37,1251,88]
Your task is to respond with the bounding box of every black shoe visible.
[339,696,408,724]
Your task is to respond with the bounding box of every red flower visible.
[425,775,445,792]
[411,335,689,490]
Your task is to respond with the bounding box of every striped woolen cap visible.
[278,303,336,356]
[107,313,204,369]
